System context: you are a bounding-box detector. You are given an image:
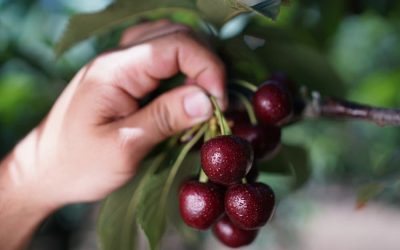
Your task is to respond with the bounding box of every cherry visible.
[269,72,297,93]
[179,180,225,230]
[225,183,275,230]
[252,80,293,125]
[232,123,281,159]
[201,135,253,186]
[213,215,258,248]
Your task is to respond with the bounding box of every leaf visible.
[223,16,346,95]
[136,125,208,250]
[356,183,385,209]
[249,0,281,20]
[136,170,170,250]
[258,144,310,189]
[55,0,198,55]
[196,0,250,27]
[97,138,179,250]
[97,167,141,250]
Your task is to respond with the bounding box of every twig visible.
[303,90,400,126]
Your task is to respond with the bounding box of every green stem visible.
[230,90,258,126]
[158,123,209,215]
[180,124,201,142]
[232,79,258,92]
[199,170,208,183]
[210,96,232,135]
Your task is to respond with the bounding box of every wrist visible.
[0,129,62,217]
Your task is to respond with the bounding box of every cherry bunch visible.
[179,74,294,248]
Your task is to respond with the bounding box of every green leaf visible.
[136,169,170,250]
[196,0,250,27]
[258,144,310,189]
[97,177,140,250]
[136,124,208,250]
[55,0,198,55]
[135,153,199,249]
[356,183,385,209]
[250,0,282,20]
[224,16,346,95]
[97,138,179,250]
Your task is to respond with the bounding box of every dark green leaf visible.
[224,16,346,95]
[56,0,198,55]
[97,140,178,250]
[250,0,281,20]
[136,125,207,250]
[136,170,170,250]
[97,164,145,250]
[196,0,250,27]
[258,144,310,189]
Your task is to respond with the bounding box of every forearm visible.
[0,130,58,250]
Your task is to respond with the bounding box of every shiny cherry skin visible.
[213,215,258,248]
[201,135,253,186]
[225,182,275,230]
[179,180,225,230]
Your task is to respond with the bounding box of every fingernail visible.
[184,91,212,121]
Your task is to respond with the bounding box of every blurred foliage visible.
[1,0,400,249]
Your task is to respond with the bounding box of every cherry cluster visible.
[179,75,293,248]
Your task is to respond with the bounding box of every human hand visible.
[3,20,226,211]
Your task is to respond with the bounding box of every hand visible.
[1,20,226,211]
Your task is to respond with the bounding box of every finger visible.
[116,85,212,160]
[119,19,172,47]
[88,30,226,106]
[120,23,191,49]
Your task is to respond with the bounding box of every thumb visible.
[117,85,213,159]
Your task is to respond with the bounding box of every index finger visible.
[87,30,226,107]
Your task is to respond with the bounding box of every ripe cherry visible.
[213,215,258,248]
[269,72,297,93]
[252,80,293,125]
[179,180,224,230]
[201,135,253,186]
[232,123,281,159]
[225,183,275,230]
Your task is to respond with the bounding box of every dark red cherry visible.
[269,72,297,93]
[252,80,293,125]
[225,183,275,230]
[213,215,258,248]
[201,135,253,186]
[232,123,281,159]
[179,180,224,230]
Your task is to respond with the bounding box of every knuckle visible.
[170,29,193,42]
[151,100,175,138]
[156,19,172,25]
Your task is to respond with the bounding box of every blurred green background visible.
[1,0,400,249]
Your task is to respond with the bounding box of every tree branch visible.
[302,90,400,126]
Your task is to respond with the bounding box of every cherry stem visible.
[199,170,208,183]
[180,124,202,143]
[230,90,258,126]
[232,79,258,92]
[303,90,400,126]
[159,123,209,217]
[210,96,232,135]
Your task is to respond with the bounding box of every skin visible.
[0,20,226,250]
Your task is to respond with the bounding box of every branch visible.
[302,90,400,126]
